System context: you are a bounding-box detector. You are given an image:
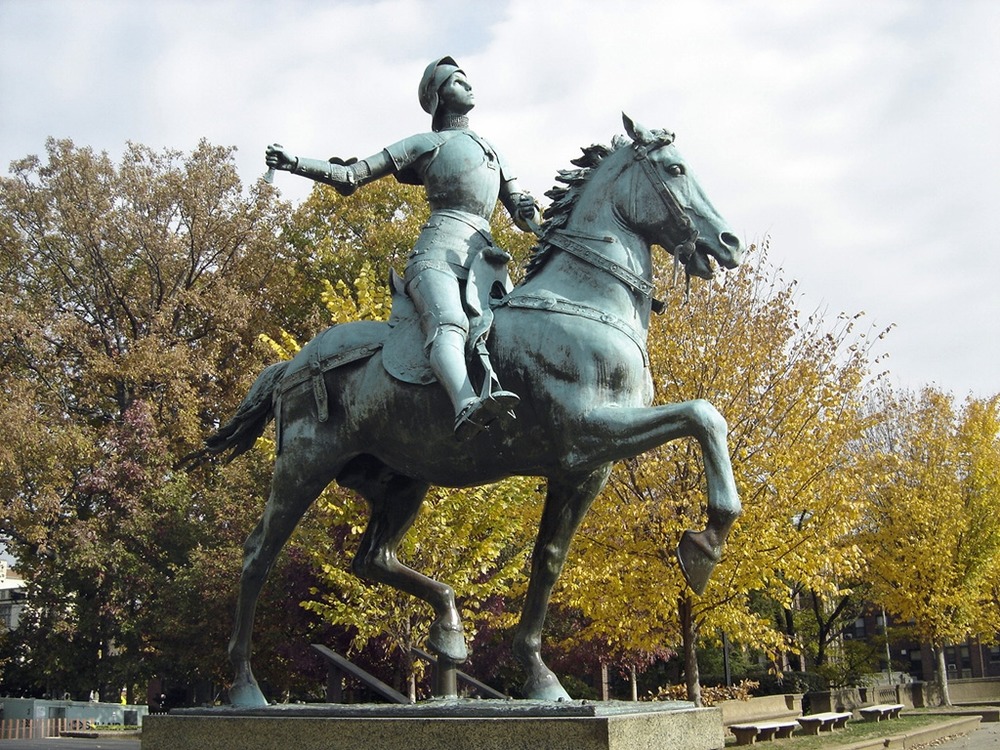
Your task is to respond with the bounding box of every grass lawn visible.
[724,714,950,748]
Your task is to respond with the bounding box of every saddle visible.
[277,250,513,429]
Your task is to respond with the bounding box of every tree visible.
[556,242,886,703]
[863,388,1000,705]
[0,138,309,699]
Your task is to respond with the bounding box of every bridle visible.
[631,136,700,290]
[530,138,700,311]
[510,129,710,331]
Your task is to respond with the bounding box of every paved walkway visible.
[931,721,1000,749]
[0,738,139,750]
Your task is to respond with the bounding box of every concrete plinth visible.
[142,700,724,750]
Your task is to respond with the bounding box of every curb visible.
[62,730,142,739]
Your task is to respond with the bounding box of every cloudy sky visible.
[1,0,998,398]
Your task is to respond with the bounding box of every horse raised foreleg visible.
[229,459,331,707]
[573,399,741,595]
[514,465,612,700]
[344,460,467,662]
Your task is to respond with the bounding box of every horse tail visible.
[206,361,290,461]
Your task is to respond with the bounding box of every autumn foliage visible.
[1,140,997,705]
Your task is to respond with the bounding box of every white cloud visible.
[1,0,998,396]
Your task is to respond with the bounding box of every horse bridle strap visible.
[545,230,665,314]
[633,144,698,248]
[632,144,699,283]
[499,293,649,366]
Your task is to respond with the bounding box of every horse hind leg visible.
[513,465,612,701]
[229,455,334,707]
[341,456,467,662]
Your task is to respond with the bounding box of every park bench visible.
[729,720,800,745]
[860,703,904,722]
[796,711,852,735]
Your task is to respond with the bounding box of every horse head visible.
[617,113,743,279]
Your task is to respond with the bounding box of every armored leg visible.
[408,268,518,439]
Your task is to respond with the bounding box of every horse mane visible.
[523,137,629,281]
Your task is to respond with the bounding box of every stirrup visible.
[453,391,521,441]
[454,399,489,441]
[487,389,520,417]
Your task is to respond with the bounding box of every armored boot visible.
[429,329,518,440]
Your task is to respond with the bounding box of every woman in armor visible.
[266,56,539,439]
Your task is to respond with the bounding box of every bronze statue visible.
[265,56,539,439]
[211,57,744,707]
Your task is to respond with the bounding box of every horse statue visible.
[208,114,744,706]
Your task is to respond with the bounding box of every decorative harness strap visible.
[534,226,666,315]
[548,230,655,297]
[498,293,649,367]
[278,340,384,421]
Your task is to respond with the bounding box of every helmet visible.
[419,56,463,116]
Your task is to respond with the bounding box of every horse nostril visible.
[720,232,741,251]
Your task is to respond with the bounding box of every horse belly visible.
[333,357,534,485]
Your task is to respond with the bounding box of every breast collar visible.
[544,229,665,314]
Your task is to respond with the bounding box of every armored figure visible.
[266,56,539,439]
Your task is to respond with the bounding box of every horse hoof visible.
[676,530,721,596]
[229,680,268,707]
[428,621,468,663]
[523,670,572,702]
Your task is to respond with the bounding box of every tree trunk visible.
[935,645,952,706]
[630,664,638,701]
[402,641,417,702]
[680,596,702,707]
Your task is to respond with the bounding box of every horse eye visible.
[667,164,686,177]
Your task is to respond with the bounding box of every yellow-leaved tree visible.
[556,242,888,704]
[862,388,1000,705]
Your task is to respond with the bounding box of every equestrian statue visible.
[208,56,744,707]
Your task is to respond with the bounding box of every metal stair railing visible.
[312,643,411,704]
[411,646,508,699]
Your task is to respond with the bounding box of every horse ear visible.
[622,113,652,144]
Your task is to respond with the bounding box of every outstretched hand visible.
[265,144,296,171]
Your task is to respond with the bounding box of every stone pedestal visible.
[142,700,724,750]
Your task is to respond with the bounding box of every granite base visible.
[142,700,724,750]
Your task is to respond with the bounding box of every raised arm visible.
[264,144,395,196]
